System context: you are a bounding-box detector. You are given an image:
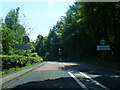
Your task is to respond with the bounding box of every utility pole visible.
[58,48,61,61]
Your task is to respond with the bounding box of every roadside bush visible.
[0,55,43,70]
[28,53,39,57]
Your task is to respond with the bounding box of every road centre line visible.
[79,72,110,90]
[59,63,88,89]
[68,72,89,90]
[60,62,109,89]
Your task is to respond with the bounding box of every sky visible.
[1,0,75,41]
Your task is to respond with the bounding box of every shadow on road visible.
[58,63,120,89]
[3,62,120,90]
[5,77,82,90]
[59,64,101,75]
[59,62,120,75]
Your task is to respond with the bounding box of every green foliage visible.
[4,7,20,30]
[1,61,42,75]
[35,2,120,61]
[1,25,15,54]
[28,52,39,57]
[35,31,60,60]
[1,55,43,70]
[1,7,44,75]
[2,7,26,55]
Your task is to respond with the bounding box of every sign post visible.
[22,36,30,55]
[15,44,31,50]
[97,39,110,60]
[15,36,30,56]
[97,45,110,50]
[58,48,61,61]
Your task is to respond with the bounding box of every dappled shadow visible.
[93,74,120,89]
[59,64,101,75]
[4,62,120,90]
[59,62,120,75]
[58,63,120,89]
[5,77,82,90]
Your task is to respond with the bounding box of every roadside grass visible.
[85,58,120,70]
[0,54,43,75]
[1,62,43,75]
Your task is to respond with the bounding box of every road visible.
[3,61,120,89]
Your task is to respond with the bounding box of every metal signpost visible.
[97,39,110,60]
[58,48,61,61]
[15,36,31,55]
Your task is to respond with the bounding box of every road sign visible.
[97,45,110,50]
[15,44,31,50]
[100,40,106,45]
[23,36,30,43]
[58,48,61,55]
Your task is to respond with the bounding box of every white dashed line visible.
[79,72,110,90]
[68,72,89,90]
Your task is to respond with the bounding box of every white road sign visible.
[97,45,110,50]
[15,44,31,50]
[100,40,106,45]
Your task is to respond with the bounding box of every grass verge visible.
[1,62,43,76]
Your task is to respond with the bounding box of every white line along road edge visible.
[79,72,110,90]
[68,72,89,90]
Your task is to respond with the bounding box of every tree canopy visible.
[35,2,120,61]
[1,7,26,55]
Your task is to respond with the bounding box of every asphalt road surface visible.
[3,61,120,89]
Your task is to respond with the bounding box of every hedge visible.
[0,55,43,70]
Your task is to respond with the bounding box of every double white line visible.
[79,72,109,90]
[68,72,89,90]
[60,63,109,90]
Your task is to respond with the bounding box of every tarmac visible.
[1,62,46,88]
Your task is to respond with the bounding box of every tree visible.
[35,2,120,61]
[2,7,26,55]
[1,24,15,54]
[5,7,20,30]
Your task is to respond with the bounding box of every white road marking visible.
[60,63,88,89]
[59,63,65,67]
[68,72,89,90]
[60,62,110,90]
[79,72,110,90]
[62,62,67,65]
